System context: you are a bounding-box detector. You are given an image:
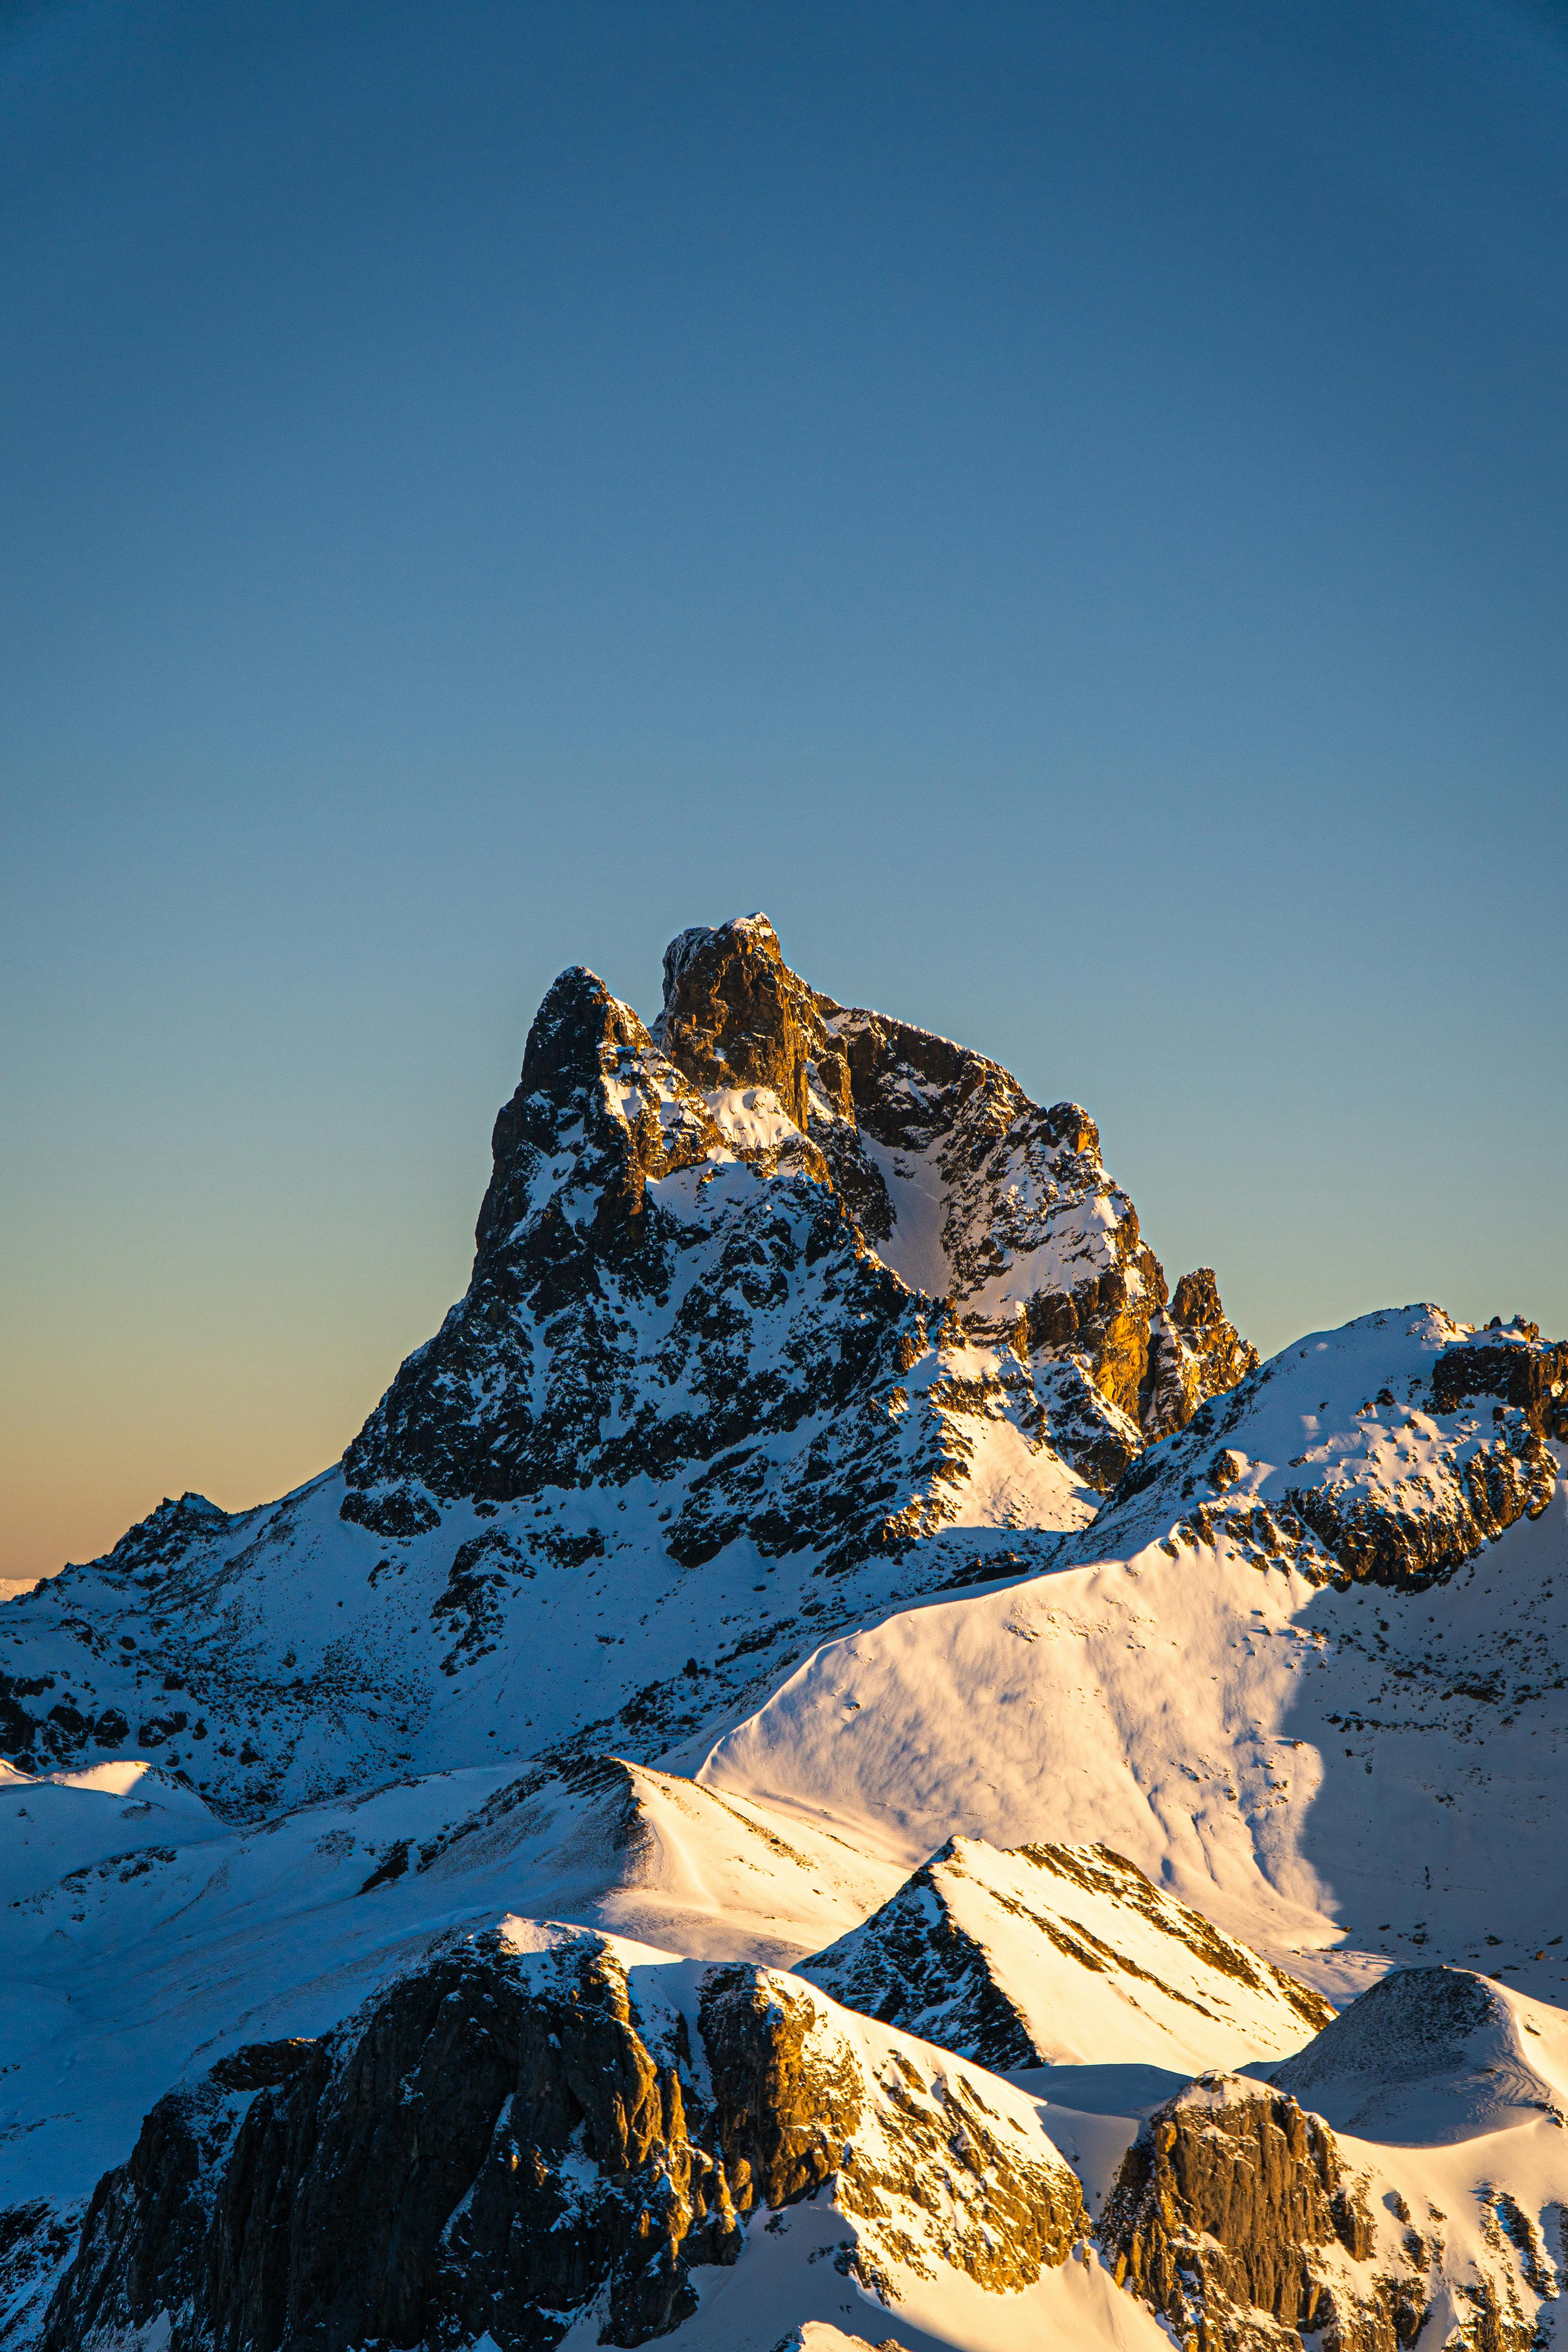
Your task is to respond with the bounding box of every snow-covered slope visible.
[800,1835,1331,2074]
[0,1756,220,1901]
[0,1754,1314,2254]
[1274,1964,1568,2143]
[0,1463,1067,1823]
[0,1749,916,2243]
[704,1405,1568,2001]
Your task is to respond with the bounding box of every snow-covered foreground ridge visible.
[2,915,1567,2351]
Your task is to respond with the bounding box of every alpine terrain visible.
[2,914,1565,2352]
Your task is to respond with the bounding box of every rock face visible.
[1143,1270,1260,1444]
[0,2200,78,2349]
[801,1837,1332,2076]
[1098,2076,1416,2352]
[340,950,956,1570]
[43,1924,1085,2352]
[1089,1306,1566,1590]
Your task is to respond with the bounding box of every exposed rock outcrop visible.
[1098,2075,1417,2352]
[0,2198,80,2347]
[43,1924,1085,2352]
[1143,1268,1261,1444]
[1431,1320,1568,1441]
[819,993,1166,1488]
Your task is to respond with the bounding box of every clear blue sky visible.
[4,0,1565,1577]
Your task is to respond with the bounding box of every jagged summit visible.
[348,914,1256,1524]
[652,913,825,1138]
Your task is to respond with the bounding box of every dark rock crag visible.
[43,1926,1084,2352]
[1099,2075,1421,2352]
[0,2198,80,2348]
[1143,1269,1261,1445]
[1432,1320,1568,1442]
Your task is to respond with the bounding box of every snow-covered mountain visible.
[3,916,1566,2352]
[1089,1301,1566,1586]
[0,916,1252,1817]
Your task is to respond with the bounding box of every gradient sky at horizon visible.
[3,0,1566,1581]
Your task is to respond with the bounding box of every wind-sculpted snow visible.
[0,1756,220,1902]
[1274,1967,1568,2144]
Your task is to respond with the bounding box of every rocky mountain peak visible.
[661,908,783,991]
[647,914,1260,1483]
[339,915,1265,1531]
[652,912,827,1138]
[1097,2074,1414,2349]
[1171,1267,1223,1326]
[0,918,1276,1824]
[800,1833,1330,2076]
